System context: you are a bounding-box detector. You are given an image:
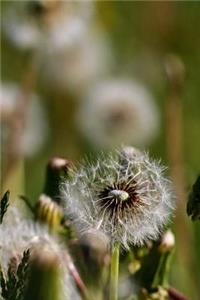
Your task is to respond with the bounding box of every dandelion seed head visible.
[77,79,159,149]
[41,29,111,93]
[0,213,58,271]
[62,147,174,249]
[3,3,40,50]
[0,82,48,157]
[3,1,94,51]
[0,204,80,300]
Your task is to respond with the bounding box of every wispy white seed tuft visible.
[40,26,111,93]
[3,1,94,51]
[0,82,48,157]
[62,146,174,249]
[0,204,80,300]
[3,2,110,93]
[76,79,159,149]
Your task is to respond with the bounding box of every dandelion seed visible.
[77,79,159,149]
[62,146,174,249]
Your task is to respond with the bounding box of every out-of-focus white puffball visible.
[0,83,48,157]
[0,203,81,300]
[76,79,159,149]
[40,30,111,93]
[37,2,111,93]
[20,96,48,156]
[2,3,41,50]
[3,1,111,93]
[3,1,94,52]
[42,1,94,54]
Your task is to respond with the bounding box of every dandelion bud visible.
[165,54,185,93]
[43,157,73,203]
[63,146,174,249]
[78,231,109,291]
[36,194,64,231]
[159,230,175,253]
[79,231,109,263]
[23,248,61,300]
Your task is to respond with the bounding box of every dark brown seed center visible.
[97,181,139,220]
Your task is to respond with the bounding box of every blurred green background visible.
[1,1,200,299]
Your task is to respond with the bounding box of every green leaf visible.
[0,251,30,300]
[187,175,200,221]
[0,191,10,224]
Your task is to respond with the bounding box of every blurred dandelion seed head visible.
[41,29,111,93]
[0,205,59,271]
[77,79,159,149]
[3,2,41,50]
[62,147,174,249]
[3,1,94,51]
[0,204,80,300]
[0,82,48,157]
[3,1,111,94]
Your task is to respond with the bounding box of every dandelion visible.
[0,82,48,157]
[40,27,111,93]
[62,146,174,300]
[3,1,94,51]
[0,204,81,300]
[63,146,174,248]
[76,79,159,149]
[0,204,60,271]
[2,2,41,50]
[3,1,109,93]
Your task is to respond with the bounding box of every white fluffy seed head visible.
[3,2,111,94]
[40,27,111,93]
[0,82,48,157]
[2,2,40,50]
[77,79,159,149]
[62,146,174,249]
[0,206,59,271]
[0,205,80,300]
[3,1,94,51]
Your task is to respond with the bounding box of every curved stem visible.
[109,242,120,300]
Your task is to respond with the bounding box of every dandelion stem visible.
[110,242,120,300]
[151,250,173,288]
[63,251,90,300]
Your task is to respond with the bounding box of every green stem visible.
[151,250,174,288]
[110,242,120,300]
